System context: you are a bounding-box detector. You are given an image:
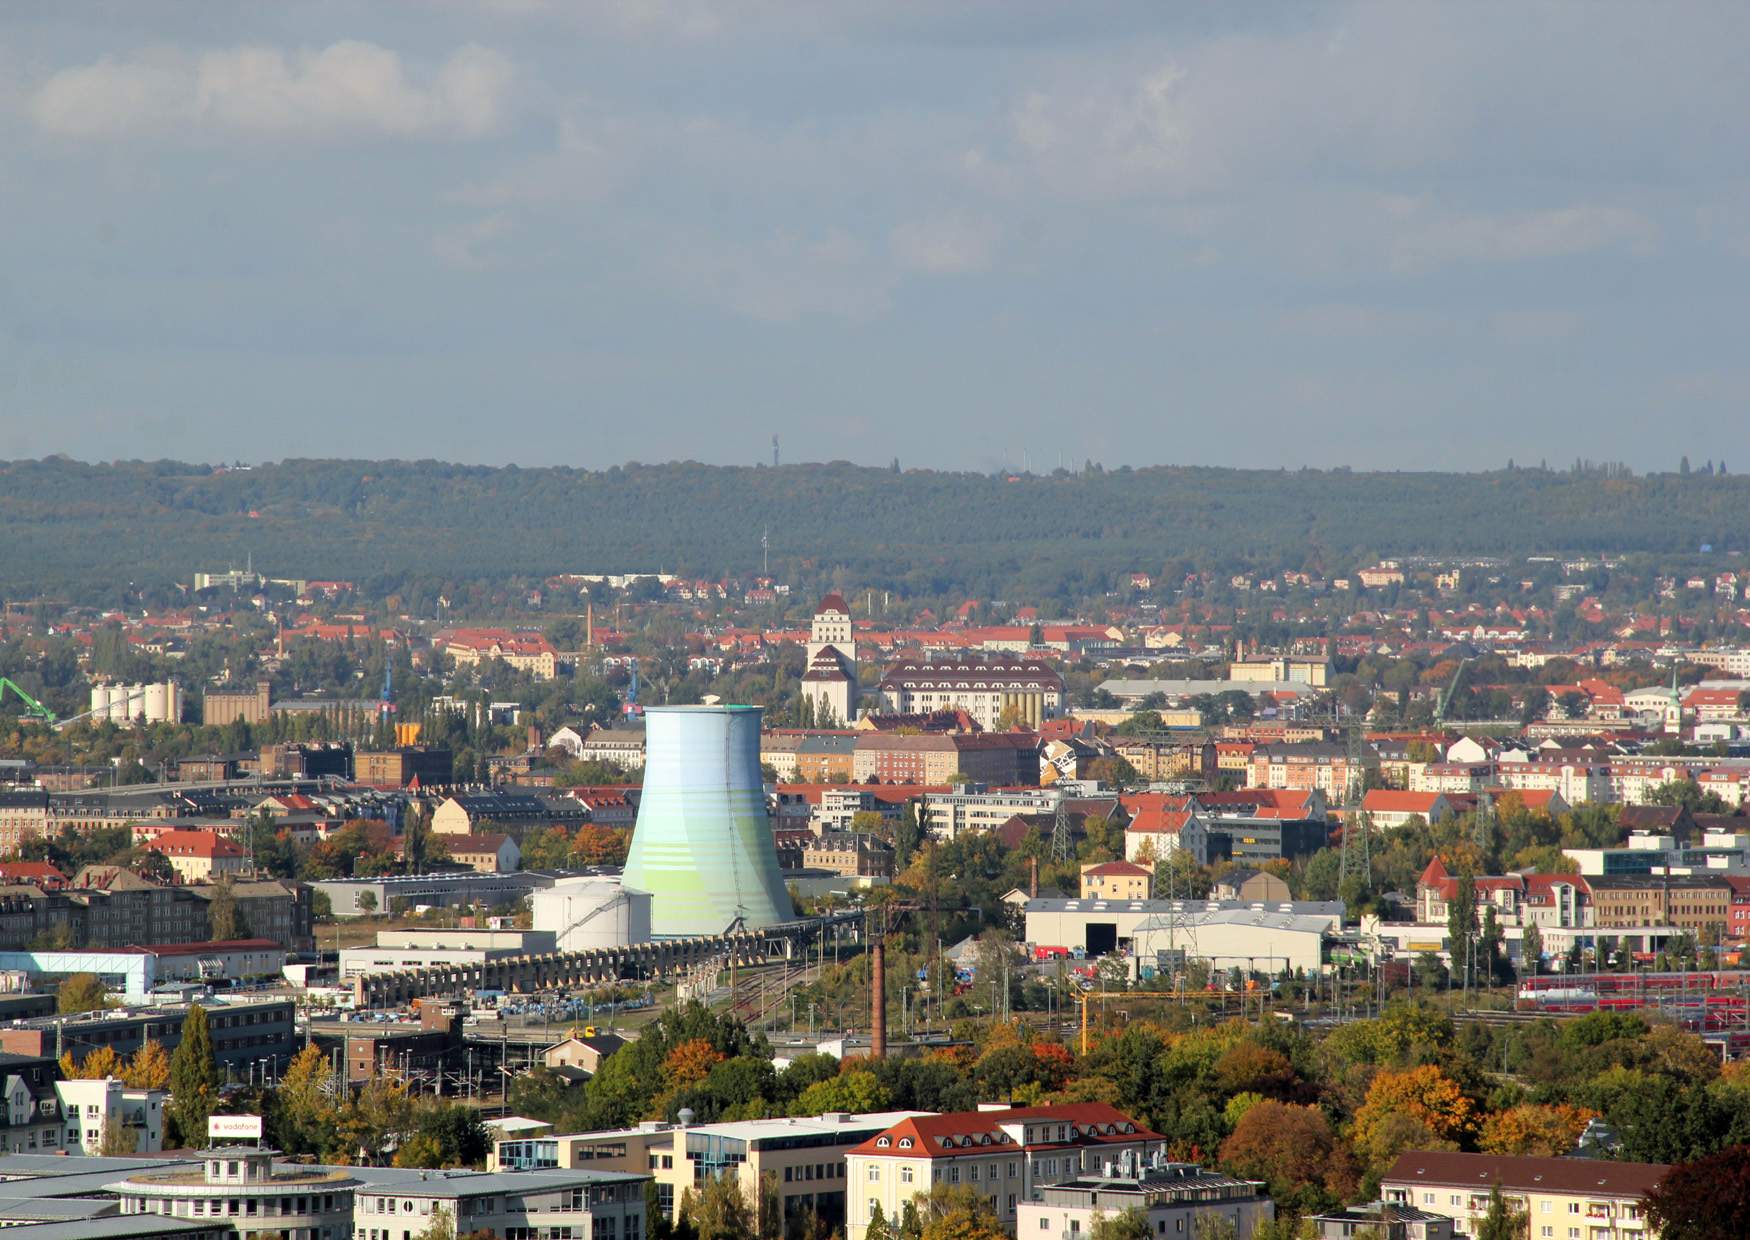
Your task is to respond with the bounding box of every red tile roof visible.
[849,1103,1160,1160]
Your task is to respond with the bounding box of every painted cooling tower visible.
[620,704,792,937]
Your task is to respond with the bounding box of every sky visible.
[1,1,1748,473]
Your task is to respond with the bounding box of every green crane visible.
[0,678,56,724]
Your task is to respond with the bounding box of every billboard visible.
[208,1115,264,1142]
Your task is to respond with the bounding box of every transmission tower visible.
[1338,717,1372,892]
[1472,789,1494,853]
[1051,792,1074,864]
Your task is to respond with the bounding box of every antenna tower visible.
[761,528,770,577]
[772,434,780,468]
[1472,789,1494,853]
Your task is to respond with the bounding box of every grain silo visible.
[620,704,792,936]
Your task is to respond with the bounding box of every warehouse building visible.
[1024,896,1343,958]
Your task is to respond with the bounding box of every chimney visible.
[1029,856,1039,899]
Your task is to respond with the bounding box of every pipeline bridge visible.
[351,911,864,1009]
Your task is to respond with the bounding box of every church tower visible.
[802,592,858,725]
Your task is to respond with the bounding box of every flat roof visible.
[0,1218,225,1240]
[345,1167,648,1196]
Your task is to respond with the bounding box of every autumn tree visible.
[271,1043,339,1156]
[679,1175,760,1240]
[1479,1104,1595,1157]
[664,1039,728,1089]
[123,1040,173,1090]
[61,1045,122,1079]
[57,972,110,1014]
[1219,1100,1356,1215]
[1352,1064,1479,1155]
[209,876,244,940]
[920,1184,1006,1240]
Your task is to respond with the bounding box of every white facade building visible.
[53,1078,164,1154]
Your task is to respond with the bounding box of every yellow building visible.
[1079,860,1152,900]
[844,1104,1164,1240]
[1382,1151,1666,1240]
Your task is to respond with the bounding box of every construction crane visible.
[1071,984,1225,1054]
[0,678,56,724]
[1434,657,1473,724]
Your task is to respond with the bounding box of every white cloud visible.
[30,41,514,142]
[1387,203,1657,273]
[889,215,999,273]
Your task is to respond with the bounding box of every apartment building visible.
[1586,875,1732,936]
[145,830,249,884]
[844,1103,1164,1240]
[492,1111,926,1230]
[0,790,49,857]
[1381,1151,1666,1240]
[918,788,1058,840]
[853,733,1038,787]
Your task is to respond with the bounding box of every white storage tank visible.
[90,684,113,720]
[530,878,652,952]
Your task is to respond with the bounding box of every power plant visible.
[620,704,793,937]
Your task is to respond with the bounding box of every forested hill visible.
[0,457,1744,597]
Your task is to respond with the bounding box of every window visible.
[867,1168,879,1183]
[900,1169,913,1185]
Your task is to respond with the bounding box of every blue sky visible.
[1,1,1747,472]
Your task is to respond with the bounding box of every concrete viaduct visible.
[351,914,859,1009]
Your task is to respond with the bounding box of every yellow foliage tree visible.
[1479,1104,1597,1157]
[1352,1064,1478,1155]
[61,1045,123,1080]
[122,1040,172,1090]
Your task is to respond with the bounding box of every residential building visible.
[1361,790,1455,830]
[1212,868,1292,904]
[1020,1160,1275,1240]
[802,833,895,879]
[1122,796,1209,866]
[576,727,646,772]
[52,1078,165,1154]
[145,830,249,884]
[494,1111,926,1231]
[876,657,1066,729]
[352,1165,648,1240]
[440,629,560,680]
[0,791,49,858]
[438,833,520,874]
[431,794,586,835]
[1080,861,1152,900]
[1381,1151,1666,1240]
[853,733,1038,787]
[1586,875,1732,936]
[1249,743,1373,798]
[918,788,1057,840]
[844,1103,1165,1240]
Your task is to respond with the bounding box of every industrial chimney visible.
[620,705,793,936]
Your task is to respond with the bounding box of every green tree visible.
[1446,868,1477,985]
[1089,1208,1151,1239]
[412,1205,455,1240]
[1521,922,1542,976]
[357,891,378,915]
[865,1203,895,1240]
[168,1003,220,1146]
[209,876,243,941]
[57,972,111,1014]
[1474,1185,1526,1240]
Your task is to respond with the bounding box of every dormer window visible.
[898,1138,912,1149]
[876,1137,890,1148]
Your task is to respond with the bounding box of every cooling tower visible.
[620,704,792,937]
